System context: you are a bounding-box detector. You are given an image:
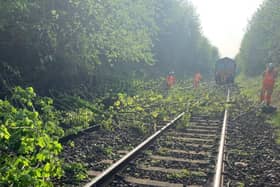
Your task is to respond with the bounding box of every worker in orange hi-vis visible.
[166,72,176,89]
[260,63,278,106]
[193,72,202,88]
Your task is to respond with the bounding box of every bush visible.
[0,87,63,186]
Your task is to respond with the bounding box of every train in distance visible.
[215,57,236,84]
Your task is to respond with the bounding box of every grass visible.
[167,169,206,180]
[228,149,250,156]
[157,147,169,155]
[267,111,280,144]
[236,182,245,187]
[236,75,261,103]
[167,169,190,179]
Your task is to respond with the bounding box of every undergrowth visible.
[236,75,261,103]
[267,112,280,144]
[0,87,63,186]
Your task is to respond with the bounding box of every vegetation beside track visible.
[235,0,280,147]
[0,87,63,186]
[225,88,280,186]
[236,76,280,145]
[267,79,280,145]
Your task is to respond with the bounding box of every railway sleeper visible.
[156,148,211,157]
[147,159,215,171]
[160,141,215,149]
[148,155,210,166]
[155,148,212,160]
[136,165,207,177]
[190,118,222,123]
[123,168,209,186]
[123,176,184,187]
[188,125,220,130]
[157,122,220,129]
[167,136,215,143]
[183,128,219,134]
[167,131,217,138]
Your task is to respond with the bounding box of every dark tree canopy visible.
[0,0,219,96]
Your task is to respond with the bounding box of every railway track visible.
[84,89,230,187]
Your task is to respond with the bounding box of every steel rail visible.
[84,112,185,187]
[213,89,230,187]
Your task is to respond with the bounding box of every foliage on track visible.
[0,80,229,186]
[111,81,226,134]
[58,80,229,185]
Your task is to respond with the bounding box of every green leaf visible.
[37,137,46,148]
[151,111,159,118]
[135,106,144,112]
[36,153,46,162]
[44,163,51,172]
[0,125,10,140]
[114,100,121,107]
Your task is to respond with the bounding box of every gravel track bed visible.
[57,126,152,185]
[108,115,222,186]
[225,111,280,186]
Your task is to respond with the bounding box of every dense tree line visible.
[0,0,218,97]
[0,1,219,185]
[237,0,280,76]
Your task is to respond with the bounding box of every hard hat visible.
[268,63,274,70]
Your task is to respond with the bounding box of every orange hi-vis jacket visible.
[167,75,176,87]
[263,70,277,89]
[194,73,202,82]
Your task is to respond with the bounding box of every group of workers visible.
[166,71,202,89]
[166,62,278,107]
